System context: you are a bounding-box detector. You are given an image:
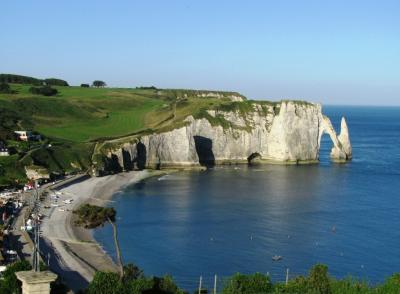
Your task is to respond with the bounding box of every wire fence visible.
[172,269,308,293]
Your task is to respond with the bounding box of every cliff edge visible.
[92,100,351,175]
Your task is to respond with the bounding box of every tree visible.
[44,78,69,86]
[0,74,42,85]
[92,80,106,88]
[74,204,123,277]
[308,264,332,294]
[29,86,58,96]
[222,272,272,294]
[0,83,11,93]
[0,260,32,293]
[123,263,144,284]
[80,83,90,88]
[88,271,124,294]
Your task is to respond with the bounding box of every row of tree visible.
[83,263,400,294]
[0,74,69,86]
[81,80,107,88]
[3,259,400,294]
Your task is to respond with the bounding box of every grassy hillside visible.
[1,78,314,188]
[0,82,252,187]
[0,84,249,142]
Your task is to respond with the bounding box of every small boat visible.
[272,255,282,261]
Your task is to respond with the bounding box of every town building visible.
[0,141,9,156]
[14,131,41,142]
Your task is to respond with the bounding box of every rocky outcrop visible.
[95,101,351,174]
[25,165,50,180]
[328,117,352,162]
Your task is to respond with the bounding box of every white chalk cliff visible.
[95,101,351,173]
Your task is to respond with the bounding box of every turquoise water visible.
[94,106,400,290]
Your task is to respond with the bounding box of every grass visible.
[0,80,316,187]
[0,155,26,187]
[0,85,166,142]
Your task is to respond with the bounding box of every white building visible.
[0,141,9,156]
[14,131,41,141]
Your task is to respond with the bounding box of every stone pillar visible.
[16,271,57,294]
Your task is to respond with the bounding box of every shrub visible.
[73,204,116,228]
[136,86,157,90]
[29,86,58,96]
[92,80,106,87]
[308,264,331,294]
[0,73,42,85]
[376,273,400,294]
[0,83,11,93]
[123,263,144,283]
[81,83,90,88]
[0,260,32,293]
[87,272,124,294]
[44,78,69,86]
[222,272,272,294]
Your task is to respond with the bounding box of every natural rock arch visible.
[319,116,352,162]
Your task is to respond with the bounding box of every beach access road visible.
[40,170,160,292]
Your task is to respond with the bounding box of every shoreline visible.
[40,169,167,292]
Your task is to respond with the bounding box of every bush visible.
[273,276,309,293]
[86,271,183,294]
[126,277,154,294]
[0,83,11,93]
[44,78,69,86]
[92,80,106,87]
[0,260,32,293]
[222,272,272,294]
[0,74,42,85]
[87,272,124,294]
[81,83,90,88]
[376,273,400,294]
[123,263,144,283]
[153,275,184,294]
[136,86,157,90]
[29,86,58,96]
[73,204,116,228]
[308,264,331,294]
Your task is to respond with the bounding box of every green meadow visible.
[1,85,167,142]
[0,81,249,186]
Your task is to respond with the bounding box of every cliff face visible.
[94,101,351,174]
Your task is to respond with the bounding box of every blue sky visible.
[1,1,399,105]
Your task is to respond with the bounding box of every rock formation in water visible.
[93,101,351,175]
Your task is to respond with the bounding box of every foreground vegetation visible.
[0,260,67,294]
[84,264,400,294]
[3,260,400,293]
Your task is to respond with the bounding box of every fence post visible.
[198,275,202,294]
[285,268,289,286]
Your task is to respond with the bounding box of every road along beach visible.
[40,170,165,292]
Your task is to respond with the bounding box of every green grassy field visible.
[0,85,168,142]
[0,84,254,142]
[0,82,251,186]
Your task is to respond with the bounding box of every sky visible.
[1,1,399,105]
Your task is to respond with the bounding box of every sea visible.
[94,106,400,291]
